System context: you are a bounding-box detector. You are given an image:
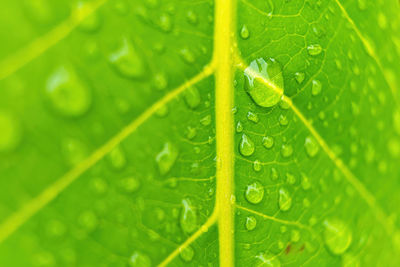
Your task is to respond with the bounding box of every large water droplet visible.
[46,66,91,117]
[156,142,178,175]
[262,136,274,149]
[239,134,255,156]
[278,187,292,211]
[244,58,284,108]
[179,246,194,262]
[183,87,201,109]
[323,218,352,255]
[245,216,257,231]
[304,136,319,157]
[245,181,264,204]
[180,198,198,234]
[0,111,21,152]
[129,251,151,267]
[108,38,145,78]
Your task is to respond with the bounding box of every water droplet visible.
[119,177,140,193]
[153,72,168,90]
[311,80,322,96]
[180,48,195,64]
[244,58,284,107]
[200,114,211,126]
[245,181,264,204]
[323,218,352,255]
[255,252,281,266]
[183,87,201,109]
[236,121,243,133]
[78,210,98,231]
[61,138,88,166]
[301,173,311,190]
[286,173,296,185]
[245,216,257,231]
[262,136,274,149]
[377,13,387,29]
[253,160,262,172]
[46,66,91,117]
[240,24,250,39]
[156,142,178,175]
[179,246,194,262]
[77,2,101,32]
[90,177,108,194]
[129,251,151,267]
[278,187,292,211]
[186,126,197,140]
[304,136,319,157]
[108,38,145,78]
[279,114,288,126]
[291,230,300,242]
[180,198,198,234]
[270,167,279,181]
[294,72,305,84]
[158,13,173,32]
[0,111,21,152]
[247,111,259,123]
[186,10,198,25]
[239,134,255,157]
[281,144,293,158]
[357,0,367,10]
[307,44,322,56]
[108,146,126,170]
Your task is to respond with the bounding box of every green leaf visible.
[0,0,400,266]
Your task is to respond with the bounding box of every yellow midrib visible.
[213,0,236,266]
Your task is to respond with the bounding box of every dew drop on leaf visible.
[180,48,196,64]
[156,142,178,175]
[291,229,300,242]
[183,86,201,109]
[180,198,198,234]
[244,58,284,108]
[255,251,281,267]
[278,187,292,211]
[179,246,194,262]
[108,146,127,170]
[158,13,173,32]
[270,167,279,181]
[108,38,145,79]
[236,121,243,133]
[245,215,257,231]
[78,210,98,231]
[239,134,255,157]
[253,160,261,172]
[118,177,140,193]
[0,111,21,152]
[247,111,259,123]
[200,114,212,126]
[61,138,88,166]
[129,251,151,267]
[240,24,250,39]
[186,10,198,25]
[304,136,319,157]
[294,72,305,84]
[311,80,322,96]
[281,144,293,158]
[262,136,274,149]
[245,181,264,204]
[307,44,323,56]
[323,218,352,255]
[301,173,311,190]
[46,66,91,117]
[279,114,288,126]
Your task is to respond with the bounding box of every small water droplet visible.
[236,121,243,133]
[78,210,98,231]
[291,230,300,242]
[156,142,178,175]
[281,144,293,158]
[286,173,296,185]
[180,198,198,234]
[119,177,140,193]
[270,167,279,181]
[307,44,322,56]
[357,0,367,10]
[0,111,21,152]
[90,177,108,194]
[239,134,255,156]
[240,24,250,39]
[294,72,305,84]
[245,216,257,231]
[186,126,197,140]
[129,251,151,267]
[255,252,281,266]
[183,87,201,109]
[245,181,264,204]
[61,138,88,166]
[305,136,319,157]
[301,173,311,190]
[311,80,322,96]
[278,187,292,211]
[253,160,262,172]
[279,114,288,126]
[247,111,259,123]
[153,72,168,90]
[108,38,145,78]
[244,58,284,107]
[200,115,211,126]
[186,10,198,25]
[158,13,173,32]
[262,136,274,149]
[46,66,91,117]
[323,218,352,255]
[108,146,127,170]
[180,48,195,64]
[179,246,194,262]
